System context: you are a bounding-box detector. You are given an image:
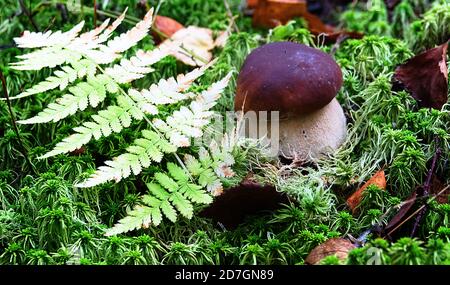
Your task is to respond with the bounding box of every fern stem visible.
[0,70,37,175]
[93,0,97,27]
[94,63,194,182]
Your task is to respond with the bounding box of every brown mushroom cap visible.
[235,42,343,114]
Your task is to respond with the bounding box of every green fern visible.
[40,62,215,158]
[76,73,232,188]
[106,138,236,236]
[12,8,168,123]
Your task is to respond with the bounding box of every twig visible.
[0,70,36,175]
[410,139,441,237]
[223,0,240,33]
[56,3,68,23]
[18,0,39,32]
[387,185,449,237]
[330,34,348,56]
[93,0,97,27]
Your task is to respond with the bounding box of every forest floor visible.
[0,0,449,265]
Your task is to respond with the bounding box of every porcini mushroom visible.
[235,41,346,160]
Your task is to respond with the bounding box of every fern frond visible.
[105,162,214,236]
[16,59,96,98]
[17,74,118,124]
[40,62,216,158]
[13,21,85,49]
[76,73,232,188]
[11,8,151,71]
[105,136,236,235]
[76,130,177,187]
[153,72,233,147]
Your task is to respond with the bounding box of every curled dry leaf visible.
[305,238,355,265]
[160,26,215,66]
[200,177,288,229]
[347,170,386,212]
[153,15,184,41]
[394,42,448,110]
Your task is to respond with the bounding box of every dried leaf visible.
[249,0,361,43]
[347,170,387,212]
[159,26,215,66]
[153,15,184,38]
[200,178,288,229]
[247,0,260,9]
[394,42,448,110]
[214,30,231,48]
[429,177,449,204]
[305,238,355,265]
[251,0,334,34]
[383,189,418,235]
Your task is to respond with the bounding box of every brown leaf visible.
[305,238,355,265]
[347,170,387,212]
[200,178,288,229]
[394,42,448,110]
[251,0,334,34]
[429,177,449,204]
[383,189,418,235]
[153,15,184,39]
[249,0,361,43]
[247,0,260,9]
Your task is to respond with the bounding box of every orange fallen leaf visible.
[251,0,334,34]
[153,15,184,39]
[247,0,260,9]
[347,170,387,212]
[305,238,355,265]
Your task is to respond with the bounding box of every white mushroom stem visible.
[275,98,347,160]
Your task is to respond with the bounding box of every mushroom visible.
[235,41,346,160]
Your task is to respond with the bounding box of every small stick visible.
[18,0,39,32]
[0,70,36,175]
[410,140,441,237]
[330,34,348,56]
[93,0,97,27]
[387,184,449,237]
[56,3,68,23]
[223,0,240,33]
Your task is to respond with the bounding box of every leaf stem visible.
[0,69,37,175]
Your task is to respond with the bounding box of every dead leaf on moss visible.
[159,26,215,66]
[347,170,387,212]
[429,177,449,204]
[251,0,334,33]
[394,42,448,110]
[305,238,355,265]
[200,178,288,229]
[249,0,362,43]
[214,29,231,48]
[383,189,418,236]
[153,15,184,40]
